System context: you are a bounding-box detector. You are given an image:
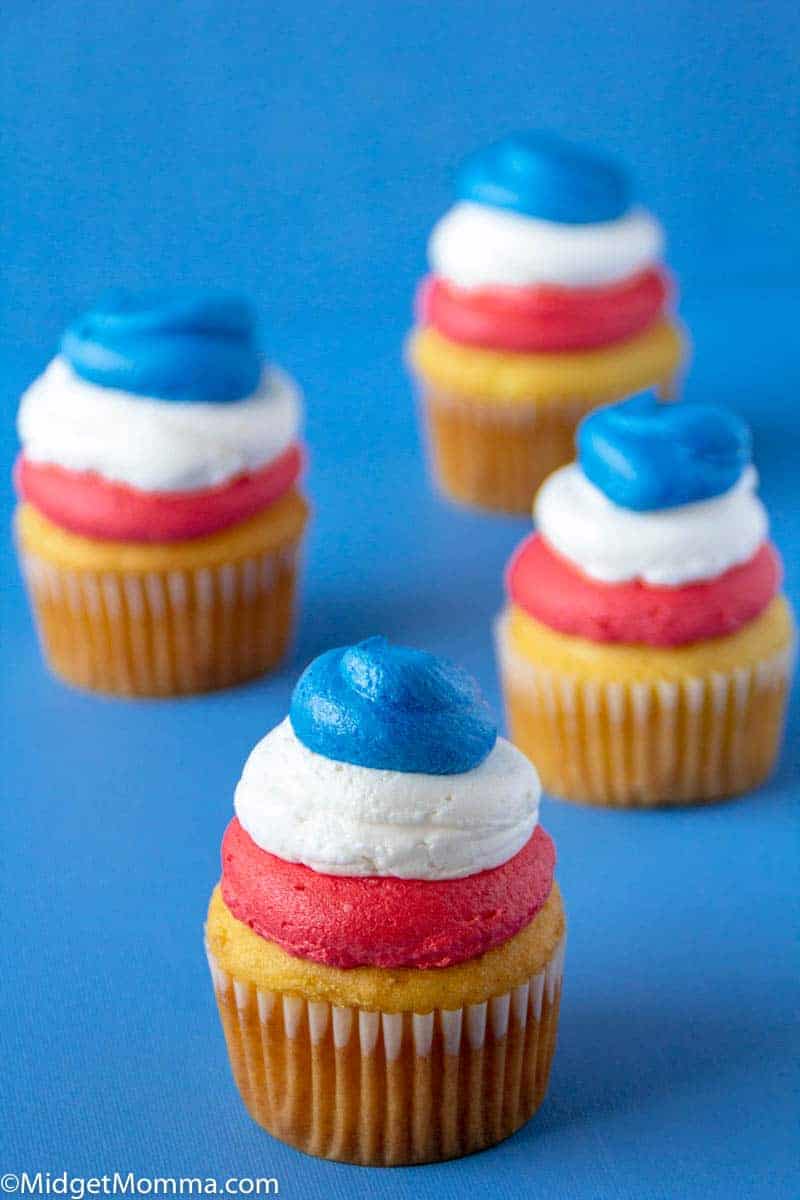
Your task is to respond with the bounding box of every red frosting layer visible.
[14,445,302,543]
[221,818,556,970]
[508,533,781,647]
[418,268,670,353]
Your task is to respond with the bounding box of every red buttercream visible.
[507,533,781,647]
[220,818,556,970]
[14,445,302,543]
[417,268,670,353]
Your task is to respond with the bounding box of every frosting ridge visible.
[290,637,497,774]
[578,395,751,510]
[15,445,302,542]
[18,357,300,492]
[221,819,554,969]
[456,132,631,224]
[535,461,767,586]
[428,202,663,290]
[234,717,537,879]
[418,268,669,353]
[508,534,781,646]
[61,289,262,403]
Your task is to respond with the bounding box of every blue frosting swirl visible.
[290,637,497,775]
[456,131,631,224]
[578,395,752,511]
[60,289,262,402]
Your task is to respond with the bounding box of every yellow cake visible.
[206,637,566,1163]
[14,290,310,696]
[408,133,688,512]
[497,395,794,806]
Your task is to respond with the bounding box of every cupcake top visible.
[16,290,303,542]
[508,396,781,646]
[414,133,675,360]
[427,132,664,291]
[222,637,555,968]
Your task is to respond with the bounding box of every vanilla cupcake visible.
[497,395,794,806]
[14,290,309,696]
[206,637,566,1164]
[408,132,686,512]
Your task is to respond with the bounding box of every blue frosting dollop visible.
[60,289,262,402]
[456,131,631,224]
[577,395,752,511]
[290,636,497,775]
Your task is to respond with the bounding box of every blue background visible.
[1,3,798,1197]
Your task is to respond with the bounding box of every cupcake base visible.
[410,319,685,514]
[15,491,309,697]
[497,600,795,808]
[206,883,566,1165]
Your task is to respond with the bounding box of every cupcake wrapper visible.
[497,615,794,807]
[419,376,679,514]
[18,541,303,697]
[206,936,565,1166]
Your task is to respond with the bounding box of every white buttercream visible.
[234,718,540,881]
[428,201,664,289]
[535,463,767,586]
[17,356,301,492]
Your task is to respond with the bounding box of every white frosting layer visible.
[234,717,540,881]
[17,357,301,492]
[428,201,664,289]
[535,464,767,586]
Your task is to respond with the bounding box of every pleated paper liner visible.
[496,609,794,808]
[207,934,565,1166]
[15,492,309,697]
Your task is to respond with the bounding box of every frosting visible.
[14,445,302,543]
[535,461,767,586]
[219,638,552,971]
[17,356,301,493]
[455,132,631,224]
[417,268,669,353]
[61,289,261,402]
[428,202,663,290]
[234,716,537,880]
[508,534,781,647]
[221,818,555,969]
[289,636,497,775]
[578,395,752,510]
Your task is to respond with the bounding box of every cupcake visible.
[206,637,565,1164]
[14,290,309,696]
[407,132,687,513]
[497,395,795,807]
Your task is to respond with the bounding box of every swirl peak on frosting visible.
[60,288,262,403]
[577,395,752,512]
[456,131,631,224]
[289,636,497,774]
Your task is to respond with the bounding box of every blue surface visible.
[1,4,798,1198]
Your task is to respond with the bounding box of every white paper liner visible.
[496,611,794,806]
[19,544,300,696]
[206,935,565,1165]
[207,936,565,1058]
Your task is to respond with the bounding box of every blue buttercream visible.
[578,395,752,511]
[456,131,631,224]
[290,636,497,775]
[60,289,262,402]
